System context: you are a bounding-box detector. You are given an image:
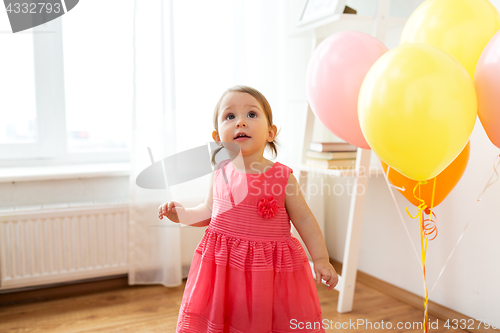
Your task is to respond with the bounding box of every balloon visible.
[486,0,500,21]
[474,29,500,149]
[306,31,388,149]
[381,142,470,208]
[358,43,477,181]
[400,0,500,78]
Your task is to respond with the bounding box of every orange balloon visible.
[381,142,470,208]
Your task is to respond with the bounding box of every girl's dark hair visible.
[211,85,281,166]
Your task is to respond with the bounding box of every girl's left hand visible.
[313,259,339,291]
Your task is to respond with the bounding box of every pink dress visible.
[176,159,324,333]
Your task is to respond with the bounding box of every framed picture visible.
[296,0,347,27]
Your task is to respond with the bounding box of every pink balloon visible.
[474,29,500,149]
[306,31,388,149]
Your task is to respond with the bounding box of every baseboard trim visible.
[330,259,499,333]
[0,275,129,306]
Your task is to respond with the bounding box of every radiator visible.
[0,204,129,291]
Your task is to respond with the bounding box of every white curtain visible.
[129,0,182,287]
[129,0,288,287]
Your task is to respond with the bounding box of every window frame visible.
[0,18,129,167]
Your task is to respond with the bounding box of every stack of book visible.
[306,142,358,170]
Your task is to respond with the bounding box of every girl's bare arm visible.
[158,169,214,227]
[285,172,338,290]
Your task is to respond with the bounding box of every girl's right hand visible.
[158,201,184,223]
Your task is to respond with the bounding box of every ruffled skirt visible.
[176,230,325,333]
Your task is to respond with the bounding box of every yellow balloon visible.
[400,0,500,78]
[358,43,477,181]
[485,0,500,21]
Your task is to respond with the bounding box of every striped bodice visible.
[207,158,293,241]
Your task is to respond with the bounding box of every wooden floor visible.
[0,279,467,333]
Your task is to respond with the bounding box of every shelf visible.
[297,164,383,178]
[289,13,407,39]
[290,13,375,37]
[291,1,400,313]
[385,17,407,30]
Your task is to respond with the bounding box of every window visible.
[0,33,37,145]
[62,0,133,154]
[0,0,133,166]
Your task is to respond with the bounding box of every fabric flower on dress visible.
[257,195,280,219]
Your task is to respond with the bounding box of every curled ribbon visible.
[421,177,436,333]
[405,180,428,219]
[403,177,436,333]
[421,209,438,241]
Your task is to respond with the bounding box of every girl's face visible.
[213,92,276,158]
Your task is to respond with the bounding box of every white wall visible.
[4,0,498,323]
[282,0,500,324]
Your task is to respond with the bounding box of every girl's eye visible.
[225,112,257,120]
